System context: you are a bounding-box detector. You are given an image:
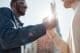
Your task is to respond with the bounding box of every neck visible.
[71,1,80,10]
[11,7,20,18]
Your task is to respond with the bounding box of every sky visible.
[0,0,74,42]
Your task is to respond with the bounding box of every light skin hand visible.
[43,16,57,30]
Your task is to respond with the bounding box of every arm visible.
[0,14,46,50]
[47,30,69,53]
[72,10,80,53]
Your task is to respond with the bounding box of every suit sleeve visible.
[0,13,46,50]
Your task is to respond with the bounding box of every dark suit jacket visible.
[0,7,46,53]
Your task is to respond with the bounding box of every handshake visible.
[42,17,57,30]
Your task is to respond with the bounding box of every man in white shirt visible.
[47,0,80,53]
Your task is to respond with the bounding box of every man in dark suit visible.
[0,0,56,53]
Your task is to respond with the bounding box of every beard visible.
[17,8,26,16]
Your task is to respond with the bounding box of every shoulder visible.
[0,7,13,23]
[0,7,11,13]
[0,7,13,19]
[0,7,12,16]
[0,7,10,10]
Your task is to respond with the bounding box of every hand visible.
[43,16,57,30]
[51,2,56,14]
[43,2,57,30]
[47,29,55,39]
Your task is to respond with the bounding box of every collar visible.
[10,8,24,26]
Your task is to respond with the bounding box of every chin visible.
[64,4,71,8]
[21,14,25,16]
[64,6,71,8]
[20,12,25,16]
